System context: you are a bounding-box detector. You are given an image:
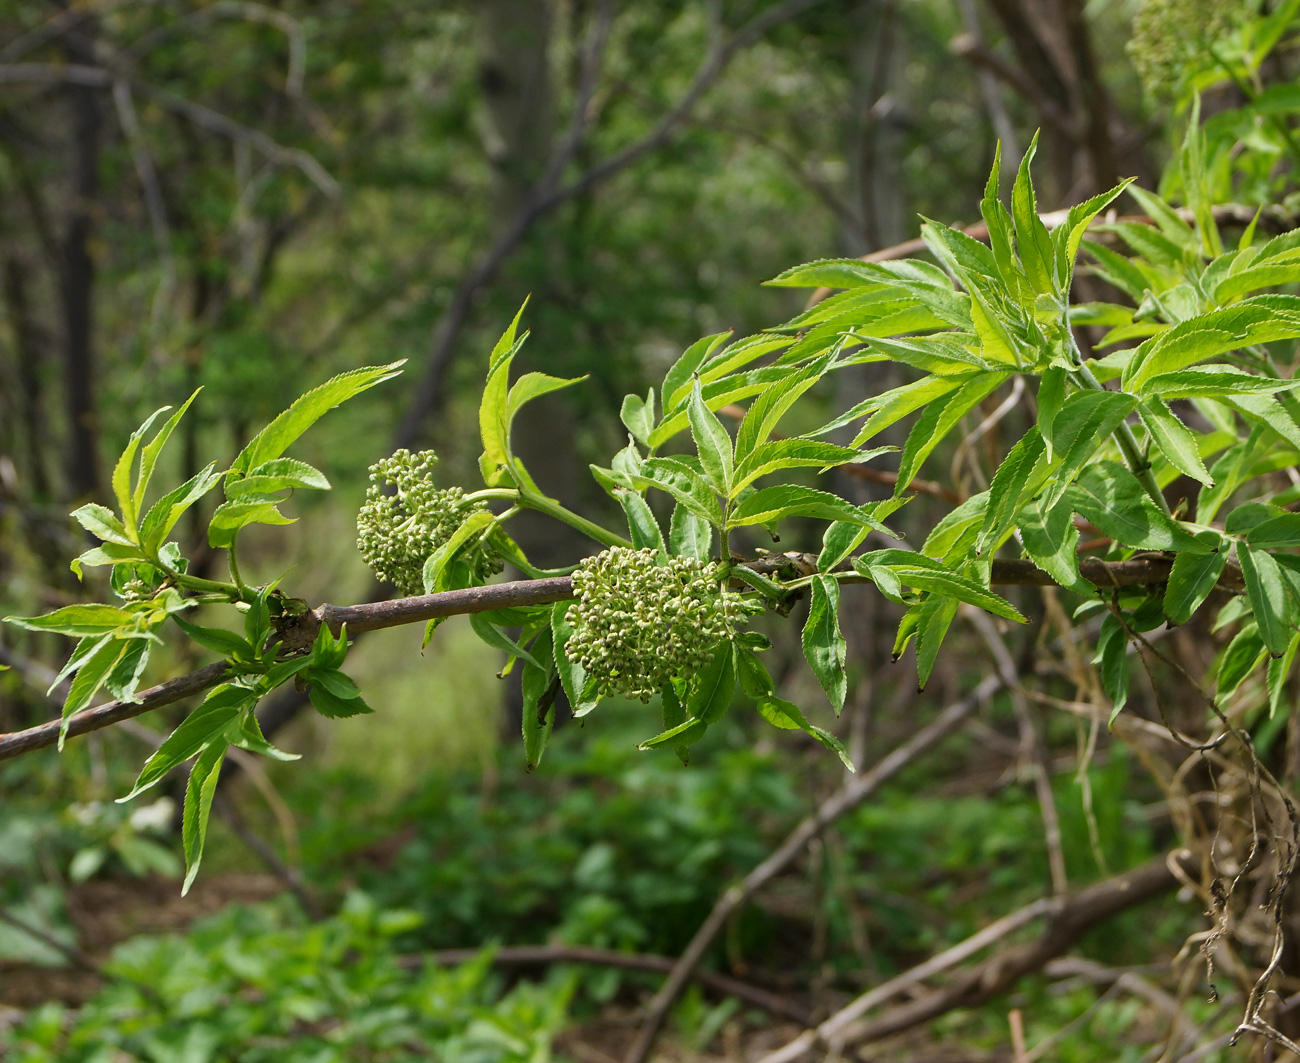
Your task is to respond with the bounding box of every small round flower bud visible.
[356,449,503,596]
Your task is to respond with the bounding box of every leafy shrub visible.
[1,892,574,1063]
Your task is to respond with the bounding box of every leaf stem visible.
[519,490,632,548]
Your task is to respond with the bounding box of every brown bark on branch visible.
[755,850,1200,1063]
[0,556,1242,763]
[621,672,1005,1063]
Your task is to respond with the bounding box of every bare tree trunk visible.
[59,27,102,500]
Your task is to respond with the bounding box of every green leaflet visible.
[551,603,600,718]
[1217,624,1266,700]
[633,457,719,523]
[1164,549,1228,625]
[893,372,1009,498]
[616,490,666,555]
[71,503,134,546]
[1238,545,1294,656]
[1019,496,1093,596]
[230,362,404,479]
[1137,398,1213,486]
[60,639,131,748]
[687,379,734,496]
[1065,462,1204,553]
[469,614,545,672]
[1268,633,1300,718]
[755,696,854,771]
[122,685,253,801]
[915,593,959,691]
[733,350,836,462]
[521,628,557,773]
[422,510,499,595]
[1245,513,1300,550]
[686,643,736,726]
[620,388,656,445]
[1037,368,1067,455]
[802,575,847,713]
[731,440,888,497]
[728,485,884,529]
[669,503,712,561]
[5,603,136,638]
[1141,366,1300,400]
[1094,615,1130,725]
[141,463,224,553]
[854,550,1025,623]
[662,331,732,411]
[181,740,229,896]
[850,373,969,447]
[978,428,1050,554]
[1038,391,1137,512]
[207,496,295,550]
[1124,304,1300,391]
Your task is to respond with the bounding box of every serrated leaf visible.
[632,457,719,523]
[638,716,708,750]
[915,592,959,690]
[230,362,404,478]
[662,332,732,413]
[854,550,1026,622]
[112,404,174,533]
[59,638,130,747]
[687,379,734,495]
[1038,391,1137,512]
[236,711,300,762]
[616,490,665,554]
[522,629,556,772]
[139,462,224,553]
[181,740,228,895]
[70,542,146,579]
[5,603,136,638]
[1268,633,1300,718]
[620,389,655,445]
[1141,367,1300,400]
[756,697,853,771]
[687,643,736,725]
[1094,615,1130,724]
[802,575,847,712]
[1138,398,1213,486]
[1065,462,1203,553]
[206,496,294,550]
[1164,548,1228,625]
[1246,513,1300,550]
[422,510,498,594]
[308,683,373,719]
[551,603,599,717]
[1019,496,1093,596]
[669,503,712,561]
[728,485,882,529]
[733,350,835,462]
[469,614,545,671]
[1037,368,1067,456]
[1012,132,1055,294]
[818,520,870,573]
[731,440,889,497]
[978,428,1050,553]
[72,503,134,546]
[1218,624,1265,700]
[1239,545,1293,656]
[122,685,250,800]
[849,373,969,446]
[104,639,150,703]
[894,372,1009,498]
[172,615,254,660]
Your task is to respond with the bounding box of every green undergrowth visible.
[2,892,575,1063]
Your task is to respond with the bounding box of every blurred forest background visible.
[2,1,1299,1061]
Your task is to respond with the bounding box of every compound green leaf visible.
[1239,545,1294,656]
[1164,548,1228,625]
[181,740,229,895]
[1138,398,1213,486]
[687,379,734,495]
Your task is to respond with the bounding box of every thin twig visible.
[620,672,1003,1063]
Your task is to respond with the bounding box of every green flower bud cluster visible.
[1127,0,1247,98]
[356,449,502,596]
[565,547,762,703]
